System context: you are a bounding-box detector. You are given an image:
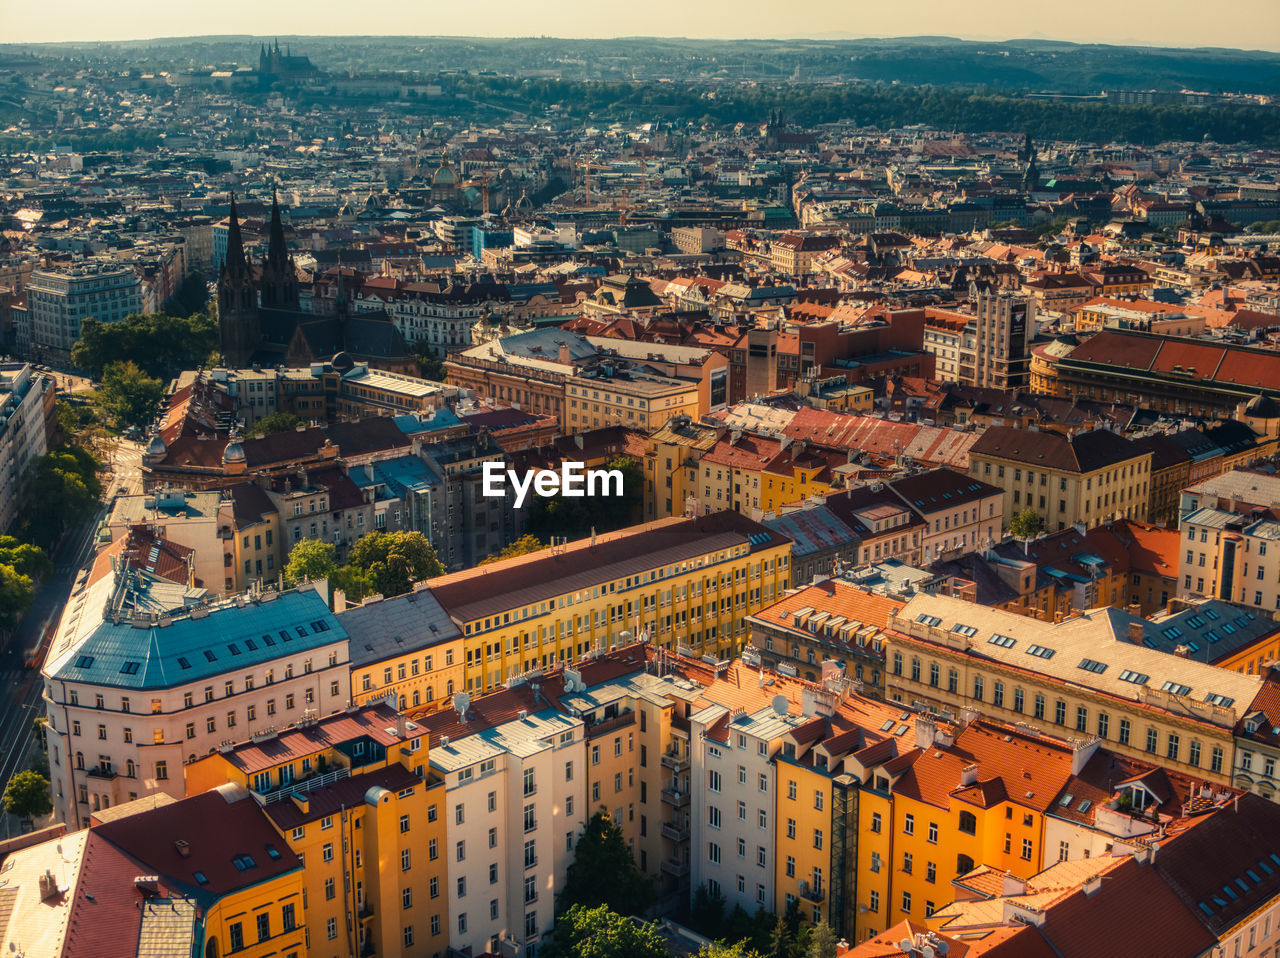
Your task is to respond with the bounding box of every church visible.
[217,193,417,373]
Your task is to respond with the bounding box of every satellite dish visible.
[922,948,936,958]
[771,694,789,716]
[898,941,914,954]
[453,691,471,719]
[937,944,950,956]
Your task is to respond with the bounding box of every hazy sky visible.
[3,0,1279,51]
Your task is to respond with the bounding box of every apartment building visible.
[883,593,1262,785]
[26,262,143,364]
[565,365,701,434]
[643,415,723,521]
[340,586,466,711]
[888,468,1004,562]
[1180,502,1280,619]
[0,363,54,532]
[919,294,1038,391]
[969,425,1152,530]
[426,511,792,692]
[43,566,351,829]
[186,702,444,958]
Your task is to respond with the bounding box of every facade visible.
[883,593,1261,786]
[920,295,1037,392]
[43,569,350,829]
[888,468,1004,563]
[0,363,54,532]
[26,262,143,364]
[426,511,792,693]
[968,425,1152,530]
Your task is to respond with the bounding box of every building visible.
[425,511,792,693]
[186,701,444,958]
[883,593,1262,785]
[92,786,307,958]
[968,425,1152,530]
[43,565,350,829]
[26,262,142,364]
[888,468,1004,563]
[920,294,1037,392]
[0,363,54,532]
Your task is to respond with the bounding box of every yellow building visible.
[186,701,445,958]
[92,786,308,958]
[340,587,467,711]
[426,512,792,693]
[226,483,284,592]
[968,424,1152,531]
[565,369,701,434]
[643,416,722,521]
[883,593,1263,786]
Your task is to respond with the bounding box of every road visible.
[0,438,140,830]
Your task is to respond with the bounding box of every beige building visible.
[969,425,1152,531]
[883,593,1261,786]
[43,567,350,829]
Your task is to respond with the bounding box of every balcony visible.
[86,766,117,780]
[661,821,690,842]
[798,881,825,903]
[660,787,690,808]
[358,902,373,920]
[661,751,689,772]
[660,857,690,878]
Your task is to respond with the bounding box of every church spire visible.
[225,192,247,275]
[267,188,287,267]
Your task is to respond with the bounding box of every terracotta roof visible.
[970,425,1147,473]
[212,702,421,774]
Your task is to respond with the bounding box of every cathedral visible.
[257,39,319,81]
[217,193,416,373]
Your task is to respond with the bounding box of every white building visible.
[0,363,53,532]
[42,570,351,829]
[26,263,143,363]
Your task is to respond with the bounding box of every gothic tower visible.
[217,194,260,367]
[259,189,299,310]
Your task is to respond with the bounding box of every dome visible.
[331,351,355,373]
[432,162,457,187]
[1246,393,1280,418]
[222,440,246,464]
[145,435,167,457]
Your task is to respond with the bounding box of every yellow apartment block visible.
[425,512,792,693]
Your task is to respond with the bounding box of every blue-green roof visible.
[50,589,346,690]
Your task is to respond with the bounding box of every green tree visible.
[559,812,655,915]
[20,449,102,549]
[346,531,445,597]
[0,564,34,633]
[700,943,765,958]
[0,537,51,581]
[96,361,164,432]
[1010,507,1045,539]
[690,881,728,938]
[541,905,668,958]
[415,345,446,381]
[246,412,303,438]
[479,534,545,565]
[804,921,838,958]
[3,769,52,820]
[72,311,218,382]
[283,539,339,588]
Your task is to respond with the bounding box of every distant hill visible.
[4,34,1280,95]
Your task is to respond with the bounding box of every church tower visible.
[259,189,299,310]
[217,194,260,367]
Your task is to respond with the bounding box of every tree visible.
[690,881,728,939]
[20,449,102,549]
[523,455,645,543]
[1010,507,1045,539]
[283,539,339,588]
[0,537,51,581]
[479,534,545,565]
[3,769,52,820]
[72,311,219,382]
[96,360,164,432]
[804,921,837,958]
[559,812,654,916]
[346,531,444,597]
[415,345,446,382]
[541,905,668,958]
[246,411,303,438]
[0,564,34,633]
[700,944,765,958]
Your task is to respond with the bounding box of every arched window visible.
[426,686,434,702]
[412,690,420,707]
[446,680,454,696]
[957,853,975,875]
[958,811,977,835]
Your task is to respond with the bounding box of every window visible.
[324,877,336,900]
[1167,733,1180,761]
[229,923,244,951]
[327,917,337,940]
[904,813,915,835]
[902,892,912,914]
[1098,712,1110,739]
[903,852,913,874]
[399,814,410,834]
[871,812,882,833]
[708,842,721,864]
[1145,728,1158,753]
[1034,694,1045,719]
[813,829,823,850]
[1021,839,1033,861]
[927,861,937,883]
[1119,719,1131,746]
[282,903,295,931]
[869,890,880,912]
[401,849,411,871]
[256,913,270,943]
[958,811,976,835]
[928,821,938,843]
[322,843,333,863]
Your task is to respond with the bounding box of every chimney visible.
[959,763,978,787]
[558,341,571,365]
[38,870,59,901]
[1127,621,1145,644]
[914,715,937,750]
[1001,871,1028,896]
[173,840,191,858]
[1082,873,1103,896]
[396,712,407,738]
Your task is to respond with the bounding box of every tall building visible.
[0,363,54,532]
[26,262,142,364]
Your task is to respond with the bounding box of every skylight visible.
[1026,644,1055,659]
[74,655,94,668]
[1205,693,1235,708]
[988,634,1016,649]
[119,661,140,675]
[1078,658,1107,674]
[1118,669,1149,685]
[915,614,942,627]
[1160,681,1192,696]
[177,657,192,669]
[951,624,978,637]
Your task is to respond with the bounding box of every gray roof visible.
[339,588,463,668]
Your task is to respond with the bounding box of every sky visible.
[2,0,1279,51]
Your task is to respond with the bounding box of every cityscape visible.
[2,6,1280,958]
